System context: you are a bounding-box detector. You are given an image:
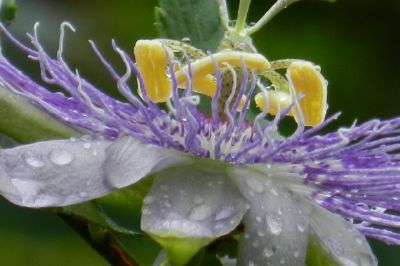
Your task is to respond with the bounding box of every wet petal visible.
[141,165,247,266]
[104,136,191,189]
[0,136,188,208]
[298,198,378,266]
[229,167,309,266]
[0,137,112,207]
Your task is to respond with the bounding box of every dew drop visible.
[266,213,283,235]
[297,224,305,233]
[25,156,45,168]
[257,230,265,237]
[263,247,274,258]
[179,189,187,196]
[193,195,204,204]
[143,196,155,205]
[142,207,152,215]
[160,184,169,191]
[294,251,300,258]
[215,206,234,221]
[49,149,74,166]
[244,233,250,239]
[246,178,264,193]
[270,188,279,196]
[280,258,285,265]
[82,142,91,149]
[256,216,262,223]
[189,204,213,221]
[252,241,259,248]
[355,237,363,245]
[339,257,358,266]
[79,191,88,197]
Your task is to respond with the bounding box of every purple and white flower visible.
[0,1,399,265]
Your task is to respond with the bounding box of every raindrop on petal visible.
[189,204,213,221]
[214,206,235,221]
[263,247,275,258]
[266,213,283,235]
[49,149,74,166]
[297,224,305,233]
[25,156,44,168]
[143,196,155,205]
[246,178,264,193]
[193,195,204,205]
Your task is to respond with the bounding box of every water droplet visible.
[142,207,152,215]
[270,188,279,196]
[215,206,234,221]
[193,195,204,204]
[244,233,250,239]
[179,189,187,196]
[257,230,265,237]
[297,224,305,232]
[252,241,259,248]
[263,247,274,258]
[256,216,262,223]
[294,251,300,258]
[160,184,169,191]
[339,257,358,266]
[49,149,74,166]
[79,191,88,197]
[355,237,363,245]
[25,156,44,168]
[82,142,91,149]
[280,258,285,265]
[246,178,264,193]
[266,213,283,235]
[143,196,155,205]
[189,204,213,221]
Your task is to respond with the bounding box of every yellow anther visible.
[134,40,172,103]
[175,51,270,91]
[287,61,327,127]
[255,90,292,115]
[189,74,217,97]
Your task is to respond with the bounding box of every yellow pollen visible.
[134,40,172,103]
[287,61,327,127]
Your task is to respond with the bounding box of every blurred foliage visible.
[0,0,399,265]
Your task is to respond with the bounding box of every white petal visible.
[0,136,189,208]
[229,167,309,266]
[0,138,112,207]
[141,165,247,238]
[103,136,192,189]
[297,198,378,266]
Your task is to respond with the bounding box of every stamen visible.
[174,51,270,90]
[254,90,292,116]
[287,61,327,127]
[133,40,172,103]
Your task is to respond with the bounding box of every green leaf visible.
[60,175,154,235]
[0,0,17,23]
[155,0,224,51]
[306,232,341,266]
[116,234,161,266]
[0,86,80,143]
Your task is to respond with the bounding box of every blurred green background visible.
[0,0,399,265]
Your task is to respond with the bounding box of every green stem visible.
[58,213,139,266]
[247,0,299,35]
[233,0,251,35]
